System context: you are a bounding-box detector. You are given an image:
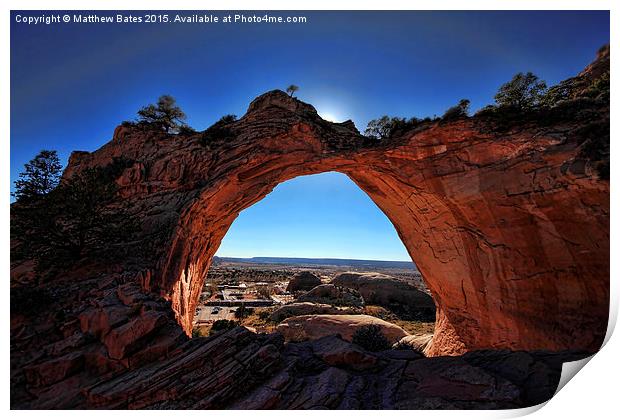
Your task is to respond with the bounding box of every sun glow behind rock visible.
[318,111,340,122]
[315,102,346,123]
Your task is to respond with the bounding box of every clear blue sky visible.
[11,11,609,260]
[216,172,412,260]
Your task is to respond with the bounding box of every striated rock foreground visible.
[10,47,609,409]
[15,325,590,409]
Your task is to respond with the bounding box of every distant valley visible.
[214,256,417,270]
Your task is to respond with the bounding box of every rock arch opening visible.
[191,171,436,340]
[69,89,607,357]
[215,171,413,262]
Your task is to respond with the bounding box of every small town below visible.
[192,256,436,347]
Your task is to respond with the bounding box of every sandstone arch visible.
[61,84,609,357]
[11,47,610,409]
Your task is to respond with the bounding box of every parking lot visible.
[194,305,237,325]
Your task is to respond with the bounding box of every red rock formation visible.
[10,47,609,408]
[286,271,322,292]
[270,302,360,322]
[332,272,435,318]
[56,49,610,356]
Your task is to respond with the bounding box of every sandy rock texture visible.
[277,314,410,344]
[286,271,322,293]
[332,272,435,319]
[297,283,365,307]
[270,302,359,322]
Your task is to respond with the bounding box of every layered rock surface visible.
[10,48,609,408]
[22,325,589,409]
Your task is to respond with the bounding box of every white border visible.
[2,1,616,419]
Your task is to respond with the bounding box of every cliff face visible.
[11,48,609,409]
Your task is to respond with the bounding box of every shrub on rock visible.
[209,320,239,335]
[352,324,391,352]
[494,72,547,109]
[199,114,237,145]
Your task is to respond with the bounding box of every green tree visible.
[442,99,471,121]
[13,150,63,202]
[364,116,395,139]
[540,81,572,107]
[137,95,188,133]
[494,72,547,109]
[364,116,424,139]
[11,158,138,273]
[286,84,299,97]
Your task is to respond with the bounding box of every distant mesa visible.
[217,256,417,270]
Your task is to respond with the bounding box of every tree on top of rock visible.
[137,95,189,134]
[364,116,428,140]
[494,72,547,109]
[364,116,393,139]
[442,99,471,121]
[13,150,63,202]
[286,85,299,97]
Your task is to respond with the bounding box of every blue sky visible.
[11,11,609,260]
[216,172,411,260]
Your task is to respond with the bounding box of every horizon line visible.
[215,255,414,263]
